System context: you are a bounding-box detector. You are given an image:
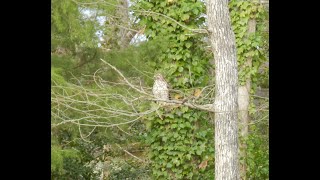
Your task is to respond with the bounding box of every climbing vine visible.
[229,0,269,114]
[134,0,211,88]
[145,107,214,179]
[133,0,214,179]
[229,0,268,87]
[229,1,269,179]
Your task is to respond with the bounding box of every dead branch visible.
[51,59,268,137]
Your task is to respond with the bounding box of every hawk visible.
[152,73,169,101]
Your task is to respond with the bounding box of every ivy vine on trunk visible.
[133,0,214,179]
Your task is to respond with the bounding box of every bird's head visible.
[154,73,164,80]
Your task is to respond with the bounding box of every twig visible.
[101,58,152,96]
[115,144,145,162]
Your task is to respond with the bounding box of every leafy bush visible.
[108,158,151,180]
[51,145,98,180]
[246,125,269,179]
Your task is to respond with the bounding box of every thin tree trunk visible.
[238,18,256,180]
[207,0,240,179]
[116,0,131,49]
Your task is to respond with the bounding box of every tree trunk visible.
[207,0,240,179]
[238,18,256,180]
[103,0,133,50]
[116,0,131,49]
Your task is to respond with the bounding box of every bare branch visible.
[52,59,268,133]
[115,144,145,162]
[100,58,152,96]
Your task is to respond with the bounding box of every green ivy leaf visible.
[162,136,168,142]
[181,14,190,21]
[173,133,179,138]
[185,42,192,48]
[186,154,191,160]
[196,66,203,73]
[172,124,178,128]
[175,54,183,60]
[173,158,181,166]
[179,34,187,41]
[193,8,199,15]
[167,114,174,119]
[185,52,191,59]
[183,113,191,119]
[196,150,202,155]
[160,2,166,7]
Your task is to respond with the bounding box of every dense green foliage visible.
[133,0,215,179]
[51,128,99,179]
[229,1,269,179]
[246,125,269,179]
[145,107,214,179]
[134,0,211,88]
[229,0,268,88]
[51,0,100,52]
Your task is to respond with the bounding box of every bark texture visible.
[207,0,240,179]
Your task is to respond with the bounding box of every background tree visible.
[206,0,240,179]
[229,0,269,178]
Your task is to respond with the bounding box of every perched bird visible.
[152,73,169,102]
